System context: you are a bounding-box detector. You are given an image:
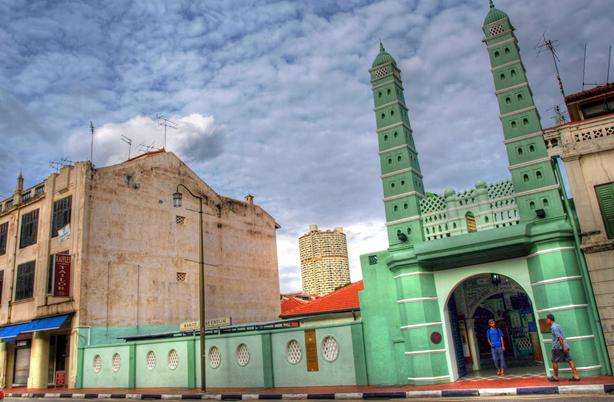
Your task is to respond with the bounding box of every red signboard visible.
[55,370,66,386]
[54,254,71,297]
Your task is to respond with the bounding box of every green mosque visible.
[71,1,612,389]
[359,0,611,384]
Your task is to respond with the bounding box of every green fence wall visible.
[79,322,366,389]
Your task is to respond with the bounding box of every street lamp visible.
[173,184,206,391]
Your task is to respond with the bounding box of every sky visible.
[1,0,612,293]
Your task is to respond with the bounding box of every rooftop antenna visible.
[607,45,612,84]
[49,158,75,173]
[547,105,567,125]
[537,33,566,99]
[138,141,157,153]
[89,121,95,163]
[121,134,133,159]
[157,114,177,149]
[582,43,603,89]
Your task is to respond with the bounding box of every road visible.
[6,396,614,402]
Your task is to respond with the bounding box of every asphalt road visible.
[8,396,614,402]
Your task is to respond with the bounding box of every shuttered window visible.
[15,261,35,300]
[466,212,477,233]
[19,209,39,248]
[0,270,4,304]
[52,196,72,237]
[0,222,8,255]
[596,183,614,239]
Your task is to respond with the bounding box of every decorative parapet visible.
[419,180,519,241]
[543,114,614,159]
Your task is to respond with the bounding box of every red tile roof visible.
[280,281,363,318]
[280,297,309,315]
[565,82,613,102]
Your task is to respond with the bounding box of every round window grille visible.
[146,351,156,370]
[112,353,121,372]
[236,343,250,367]
[168,349,179,370]
[286,340,302,365]
[93,355,102,374]
[321,336,339,362]
[208,346,221,369]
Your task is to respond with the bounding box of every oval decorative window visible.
[112,353,121,372]
[321,336,339,362]
[93,355,102,374]
[208,346,221,369]
[168,349,179,370]
[146,351,156,370]
[287,340,302,364]
[236,343,250,367]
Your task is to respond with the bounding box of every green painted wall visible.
[271,324,359,387]
[82,345,131,388]
[78,322,366,388]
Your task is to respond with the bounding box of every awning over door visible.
[0,314,70,342]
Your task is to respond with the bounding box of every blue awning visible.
[0,315,70,342]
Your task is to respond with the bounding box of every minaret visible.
[482,1,564,222]
[369,43,425,247]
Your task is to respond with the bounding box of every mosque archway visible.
[443,273,546,380]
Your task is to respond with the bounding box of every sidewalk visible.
[5,376,614,399]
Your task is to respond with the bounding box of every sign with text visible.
[180,317,231,332]
[55,370,66,386]
[53,254,71,297]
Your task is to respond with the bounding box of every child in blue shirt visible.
[487,319,506,376]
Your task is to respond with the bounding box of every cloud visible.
[1,0,613,292]
[66,113,224,166]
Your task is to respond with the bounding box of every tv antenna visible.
[89,121,95,163]
[547,105,567,125]
[157,114,177,149]
[49,158,75,172]
[537,34,565,99]
[121,135,133,160]
[582,43,612,89]
[138,141,157,153]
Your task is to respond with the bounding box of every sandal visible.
[569,377,581,382]
[548,377,559,382]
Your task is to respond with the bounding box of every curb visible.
[5,384,612,399]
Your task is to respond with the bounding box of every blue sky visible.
[1,0,612,292]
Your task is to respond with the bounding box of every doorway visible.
[12,339,31,387]
[446,273,545,380]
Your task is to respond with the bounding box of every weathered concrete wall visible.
[80,151,280,333]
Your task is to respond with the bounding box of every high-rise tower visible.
[369,43,425,247]
[482,1,565,222]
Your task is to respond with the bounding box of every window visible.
[542,198,549,208]
[384,134,388,141]
[504,47,510,54]
[15,261,35,300]
[208,346,221,369]
[529,201,536,210]
[378,91,382,98]
[387,88,391,95]
[517,94,523,101]
[20,209,39,248]
[35,186,44,195]
[595,183,614,238]
[146,351,156,370]
[511,121,517,128]
[523,118,529,125]
[536,171,542,179]
[523,174,529,182]
[500,73,506,80]
[287,340,302,364]
[321,336,339,362]
[168,349,179,370]
[0,270,3,304]
[112,353,121,372]
[466,212,477,233]
[393,131,398,138]
[236,343,250,367]
[529,144,535,152]
[93,355,102,374]
[52,196,72,237]
[505,97,511,104]
[0,222,7,255]
[48,251,69,294]
[517,147,523,155]
[494,50,500,57]
[510,69,517,77]
[368,255,378,265]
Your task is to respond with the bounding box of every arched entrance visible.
[445,273,545,379]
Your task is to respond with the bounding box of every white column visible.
[466,318,480,371]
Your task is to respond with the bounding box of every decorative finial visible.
[489,0,495,8]
[379,41,385,52]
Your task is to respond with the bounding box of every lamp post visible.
[172,184,206,391]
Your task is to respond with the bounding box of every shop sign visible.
[53,254,71,297]
[55,370,66,386]
[180,317,231,332]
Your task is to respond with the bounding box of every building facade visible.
[543,83,614,367]
[299,225,350,296]
[358,1,611,385]
[0,150,280,388]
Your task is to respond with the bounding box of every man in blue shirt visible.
[487,319,506,376]
[547,314,580,381]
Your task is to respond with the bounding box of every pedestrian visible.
[547,314,581,381]
[486,318,506,376]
